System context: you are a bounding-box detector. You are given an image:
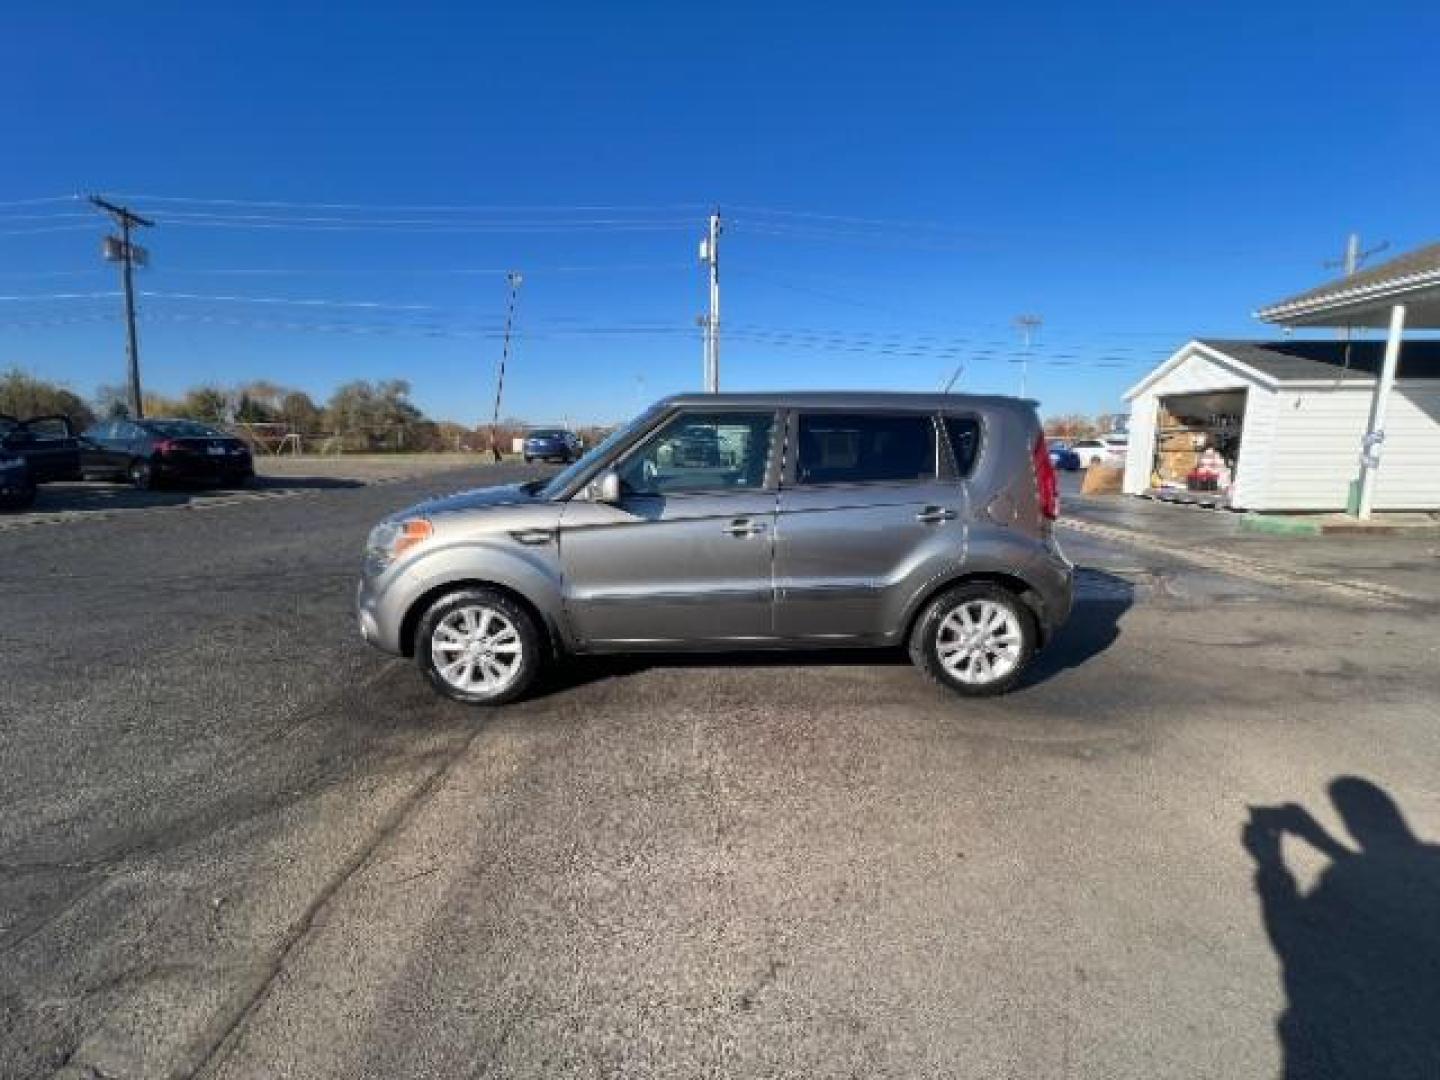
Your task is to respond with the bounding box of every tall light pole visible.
[1014,314,1042,399]
[489,270,523,461]
[699,209,721,391]
[90,196,153,419]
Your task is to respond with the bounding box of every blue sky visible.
[2,0,1436,424]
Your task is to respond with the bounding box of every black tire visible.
[909,582,1036,698]
[128,458,155,491]
[414,587,544,706]
[523,455,533,465]
[1,482,36,511]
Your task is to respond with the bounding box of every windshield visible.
[537,408,659,499]
[144,420,224,438]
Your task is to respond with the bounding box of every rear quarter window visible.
[942,415,982,476]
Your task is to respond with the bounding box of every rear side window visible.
[795,413,936,485]
[943,416,982,476]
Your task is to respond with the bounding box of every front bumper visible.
[356,577,397,655]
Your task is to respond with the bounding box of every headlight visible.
[0,455,21,469]
[365,517,433,568]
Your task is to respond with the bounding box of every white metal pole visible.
[1356,302,1406,520]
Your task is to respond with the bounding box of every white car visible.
[1071,438,1122,467]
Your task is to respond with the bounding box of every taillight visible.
[155,439,179,456]
[1032,433,1059,520]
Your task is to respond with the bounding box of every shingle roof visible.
[1200,339,1440,382]
[1256,242,1440,326]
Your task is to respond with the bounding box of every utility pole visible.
[1013,314,1042,399]
[90,196,154,419]
[699,209,721,391]
[1327,233,1388,342]
[489,270,523,462]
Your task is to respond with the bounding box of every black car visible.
[522,429,582,464]
[0,452,35,510]
[80,418,255,489]
[0,413,84,484]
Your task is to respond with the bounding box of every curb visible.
[1240,514,1321,537]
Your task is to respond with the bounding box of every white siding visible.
[1122,394,1156,494]
[1230,386,1278,508]
[1249,382,1440,511]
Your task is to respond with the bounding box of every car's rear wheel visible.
[910,582,1036,697]
[128,458,155,491]
[415,588,543,705]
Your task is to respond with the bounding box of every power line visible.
[139,261,693,277]
[0,195,81,208]
[139,290,437,311]
[0,291,122,302]
[139,216,697,234]
[0,223,97,236]
[111,193,708,213]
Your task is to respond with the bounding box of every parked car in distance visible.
[522,428,582,464]
[357,392,1074,705]
[0,413,84,485]
[1048,439,1081,471]
[1071,438,1123,467]
[0,453,35,510]
[79,418,255,490]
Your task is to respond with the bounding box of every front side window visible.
[795,412,937,485]
[617,411,775,496]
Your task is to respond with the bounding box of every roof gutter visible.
[1255,269,1440,323]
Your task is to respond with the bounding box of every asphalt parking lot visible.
[2,465,1438,1079]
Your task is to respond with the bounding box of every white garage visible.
[1122,338,1440,512]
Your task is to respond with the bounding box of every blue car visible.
[523,428,582,464]
[1048,439,1082,471]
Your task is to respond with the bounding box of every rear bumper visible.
[155,457,254,482]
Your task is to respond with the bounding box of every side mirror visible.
[588,469,622,504]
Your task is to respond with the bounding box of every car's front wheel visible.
[910,582,1036,697]
[415,588,543,705]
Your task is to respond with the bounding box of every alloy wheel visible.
[935,599,1023,685]
[429,605,524,694]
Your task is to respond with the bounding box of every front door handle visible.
[916,506,958,524]
[723,518,768,537]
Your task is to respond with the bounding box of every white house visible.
[1122,339,1440,511]
[1124,241,1440,514]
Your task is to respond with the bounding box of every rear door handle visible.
[916,506,958,524]
[723,518,768,537]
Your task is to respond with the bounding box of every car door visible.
[94,420,135,475]
[18,416,79,481]
[557,409,781,647]
[774,410,968,641]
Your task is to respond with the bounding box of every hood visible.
[400,482,541,518]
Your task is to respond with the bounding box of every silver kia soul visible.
[357,392,1073,704]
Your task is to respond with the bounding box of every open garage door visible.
[1148,390,1246,506]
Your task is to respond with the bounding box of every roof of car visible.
[655,390,1036,412]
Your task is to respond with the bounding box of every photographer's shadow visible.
[1244,778,1440,1079]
